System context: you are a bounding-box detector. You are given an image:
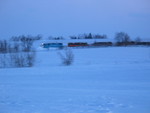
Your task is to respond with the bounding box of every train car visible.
[91,42,113,47]
[115,41,136,46]
[68,42,89,47]
[41,43,63,49]
[136,42,150,46]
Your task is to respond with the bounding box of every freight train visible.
[41,41,150,49]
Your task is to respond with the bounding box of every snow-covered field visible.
[0,47,150,113]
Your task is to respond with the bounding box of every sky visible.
[0,0,150,39]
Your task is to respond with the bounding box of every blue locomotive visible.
[41,43,63,49]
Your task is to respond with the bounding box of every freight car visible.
[91,42,113,46]
[68,42,89,47]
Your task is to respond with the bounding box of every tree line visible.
[0,35,38,68]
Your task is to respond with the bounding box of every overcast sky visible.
[0,0,150,39]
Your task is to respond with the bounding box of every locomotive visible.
[41,43,63,49]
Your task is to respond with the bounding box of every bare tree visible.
[0,40,8,53]
[58,48,74,66]
[19,35,34,52]
[115,32,131,46]
[9,52,36,68]
[26,51,36,67]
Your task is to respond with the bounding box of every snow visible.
[0,46,150,113]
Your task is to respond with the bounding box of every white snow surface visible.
[0,47,150,113]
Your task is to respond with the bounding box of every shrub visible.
[115,32,131,46]
[0,37,36,68]
[58,48,74,66]
[0,52,36,68]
